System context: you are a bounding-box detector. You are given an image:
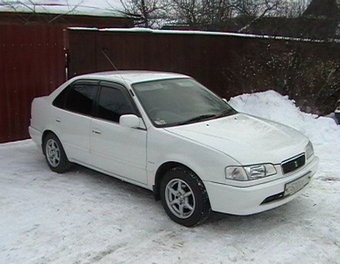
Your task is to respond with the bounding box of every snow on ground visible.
[1,90,340,264]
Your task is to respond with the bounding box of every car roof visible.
[75,71,190,85]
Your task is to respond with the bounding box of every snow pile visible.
[229,90,340,179]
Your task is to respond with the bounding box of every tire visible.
[43,133,70,173]
[160,167,211,227]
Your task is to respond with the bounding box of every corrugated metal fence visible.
[66,29,239,99]
[0,24,65,143]
[1,26,339,143]
[66,28,340,116]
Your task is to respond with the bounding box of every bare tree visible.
[0,0,38,13]
[116,0,334,31]
[170,0,204,27]
[201,0,233,28]
[115,0,169,27]
[170,0,233,29]
[231,0,286,32]
[232,0,286,17]
[169,0,309,30]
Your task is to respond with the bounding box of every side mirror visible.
[119,114,140,128]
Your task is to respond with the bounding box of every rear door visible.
[52,80,99,164]
[90,82,148,184]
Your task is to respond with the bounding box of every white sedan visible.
[29,71,319,226]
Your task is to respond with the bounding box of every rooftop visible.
[0,0,124,17]
[78,71,189,85]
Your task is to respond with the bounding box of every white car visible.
[29,71,319,226]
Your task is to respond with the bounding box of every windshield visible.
[132,78,237,127]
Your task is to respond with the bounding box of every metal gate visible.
[0,24,65,143]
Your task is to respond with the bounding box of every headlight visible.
[305,141,314,160]
[226,164,277,181]
[225,166,248,181]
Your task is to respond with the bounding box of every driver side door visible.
[90,82,148,185]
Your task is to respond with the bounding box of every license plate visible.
[284,173,311,196]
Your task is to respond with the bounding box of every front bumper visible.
[204,156,319,215]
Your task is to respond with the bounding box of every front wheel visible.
[160,167,211,227]
[43,133,70,173]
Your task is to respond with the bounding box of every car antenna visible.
[101,49,119,71]
[101,48,136,97]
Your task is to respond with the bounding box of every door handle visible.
[55,118,61,123]
[92,129,101,135]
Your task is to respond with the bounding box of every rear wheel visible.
[43,133,70,173]
[160,167,211,227]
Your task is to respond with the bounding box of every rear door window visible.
[53,81,99,116]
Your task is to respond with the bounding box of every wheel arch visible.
[42,130,71,173]
[153,161,202,201]
[42,130,58,155]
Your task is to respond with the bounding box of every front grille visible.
[281,154,305,174]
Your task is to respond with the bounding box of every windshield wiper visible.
[216,108,237,118]
[178,114,217,125]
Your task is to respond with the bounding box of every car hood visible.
[164,113,308,164]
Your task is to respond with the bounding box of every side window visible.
[52,86,70,109]
[64,84,98,116]
[96,86,135,123]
